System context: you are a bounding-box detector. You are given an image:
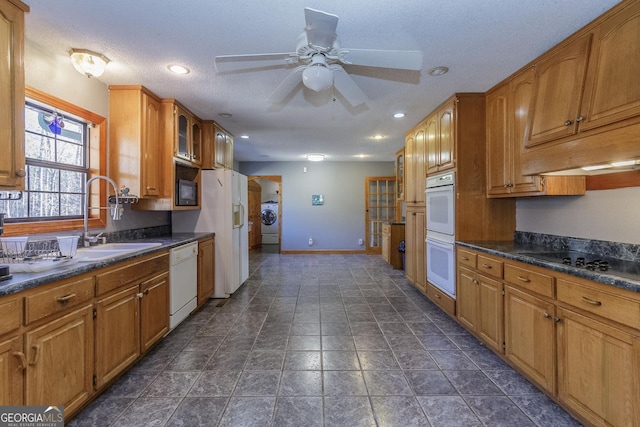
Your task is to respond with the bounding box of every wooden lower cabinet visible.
[457,266,503,352]
[504,284,556,394]
[405,209,425,291]
[382,223,404,269]
[197,237,215,308]
[95,285,140,388]
[140,271,170,353]
[557,307,640,427]
[25,304,94,416]
[0,334,23,405]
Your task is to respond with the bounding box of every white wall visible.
[516,186,640,244]
[240,161,394,251]
[24,39,170,232]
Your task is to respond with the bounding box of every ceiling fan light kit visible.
[215,7,423,107]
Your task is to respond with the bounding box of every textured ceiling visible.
[24,0,621,162]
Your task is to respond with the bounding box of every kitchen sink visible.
[75,242,163,262]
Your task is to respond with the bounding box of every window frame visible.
[3,87,107,236]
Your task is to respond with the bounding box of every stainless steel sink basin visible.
[75,242,163,262]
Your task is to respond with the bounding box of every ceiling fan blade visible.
[304,7,338,49]
[215,53,297,72]
[267,67,305,104]
[338,48,423,71]
[331,65,368,107]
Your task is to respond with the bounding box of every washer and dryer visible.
[261,201,279,245]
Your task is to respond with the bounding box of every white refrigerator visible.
[172,169,249,298]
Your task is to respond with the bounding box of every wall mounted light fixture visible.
[69,48,110,78]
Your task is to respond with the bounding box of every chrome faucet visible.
[83,175,120,247]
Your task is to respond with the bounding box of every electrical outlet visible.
[358,238,363,245]
[308,237,314,246]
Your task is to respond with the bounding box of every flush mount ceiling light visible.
[307,154,325,162]
[428,66,449,76]
[240,135,250,139]
[301,55,334,92]
[393,112,406,118]
[69,48,110,78]
[219,113,232,118]
[372,134,384,140]
[167,64,190,75]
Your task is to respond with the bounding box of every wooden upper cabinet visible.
[486,84,511,196]
[579,0,640,132]
[395,148,404,201]
[426,99,456,174]
[525,35,591,147]
[109,86,163,198]
[166,100,202,167]
[191,119,202,166]
[0,0,28,189]
[404,132,416,204]
[203,121,234,169]
[405,121,426,205]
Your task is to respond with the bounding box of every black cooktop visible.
[519,251,640,282]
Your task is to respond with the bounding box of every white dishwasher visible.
[169,241,198,330]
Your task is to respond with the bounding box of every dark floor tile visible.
[234,370,281,396]
[357,351,400,370]
[430,350,479,370]
[370,396,429,426]
[254,334,289,351]
[278,370,323,396]
[353,334,390,351]
[67,394,134,426]
[511,393,583,427]
[363,370,413,395]
[321,322,352,336]
[287,335,321,350]
[187,370,241,397]
[273,397,323,427]
[103,370,159,398]
[245,350,285,370]
[417,395,481,427]
[182,335,223,352]
[219,396,276,427]
[165,397,228,427]
[111,397,180,427]
[324,396,377,427]
[349,321,382,336]
[404,370,457,395]
[464,348,509,370]
[323,351,361,370]
[485,369,542,395]
[290,322,321,335]
[378,322,413,335]
[284,351,322,370]
[464,395,536,427]
[393,350,438,370]
[165,351,212,371]
[417,334,458,350]
[323,371,368,396]
[322,335,356,351]
[205,349,250,370]
[445,370,504,395]
[384,334,425,351]
[141,371,200,397]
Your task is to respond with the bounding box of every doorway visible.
[365,176,397,254]
[248,175,282,253]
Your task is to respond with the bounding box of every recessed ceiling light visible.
[219,113,232,118]
[240,135,249,139]
[167,64,190,75]
[307,154,325,162]
[428,66,449,76]
[393,112,406,119]
[373,134,384,140]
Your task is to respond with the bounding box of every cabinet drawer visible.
[504,263,554,298]
[426,282,456,317]
[457,249,477,269]
[477,255,503,279]
[557,278,640,329]
[24,276,95,325]
[96,251,169,295]
[0,295,22,335]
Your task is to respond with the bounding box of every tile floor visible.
[69,250,582,426]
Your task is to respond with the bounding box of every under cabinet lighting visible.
[611,160,637,167]
[581,164,610,171]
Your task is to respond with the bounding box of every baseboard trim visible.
[280,249,366,255]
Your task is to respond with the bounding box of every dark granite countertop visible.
[0,232,213,297]
[457,240,640,294]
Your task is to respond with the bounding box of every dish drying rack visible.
[0,236,79,273]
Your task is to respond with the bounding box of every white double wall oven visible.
[425,171,456,298]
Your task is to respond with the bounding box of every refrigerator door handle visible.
[239,203,245,228]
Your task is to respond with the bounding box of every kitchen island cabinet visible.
[0,0,29,189]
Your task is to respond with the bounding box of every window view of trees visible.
[0,102,88,221]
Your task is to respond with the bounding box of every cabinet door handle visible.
[564,120,573,126]
[137,292,144,299]
[146,186,157,191]
[553,316,561,323]
[516,276,531,283]
[581,296,602,306]
[29,345,40,366]
[144,289,150,295]
[576,115,584,122]
[472,279,479,285]
[481,263,492,269]
[434,293,441,299]
[16,169,26,178]
[56,293,77,304]
[13,351,27,370]
[543,312,550,318]
[461,256,469,261]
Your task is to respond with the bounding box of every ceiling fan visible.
[214,7,423,106]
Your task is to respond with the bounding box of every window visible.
[1,87,106,236]
[0,102,88,220]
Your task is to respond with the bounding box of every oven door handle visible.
[426,237,454,249]
[425,185,453,193]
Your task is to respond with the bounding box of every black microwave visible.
[176,179,198,206]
